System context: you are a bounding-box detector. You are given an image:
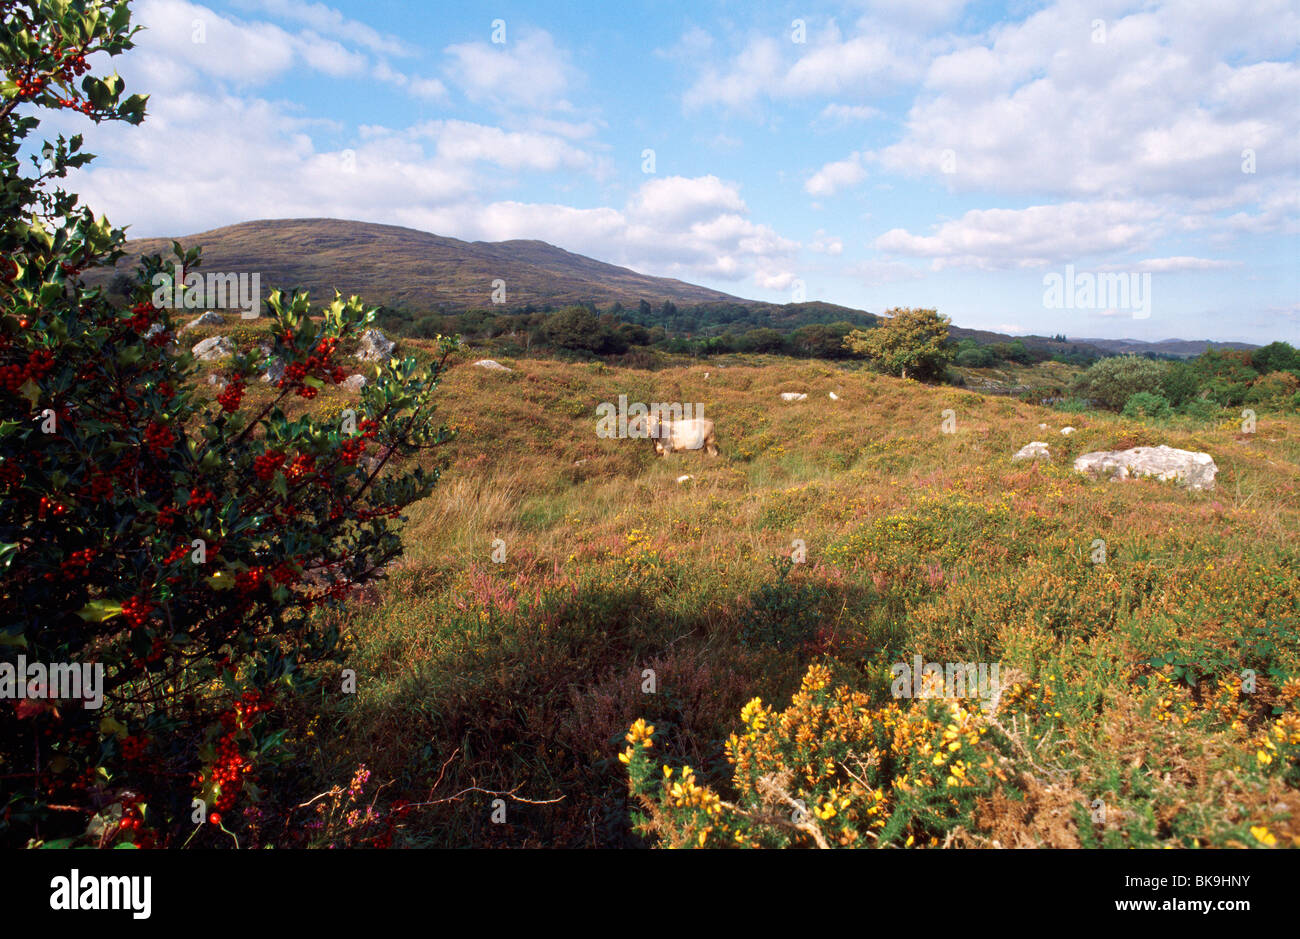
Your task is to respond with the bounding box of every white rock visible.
[143,322,167,340]
[192,336,235,361]
[179,311,225,333]
[1073,445,1218,491]
[473,359,512,371]
[1060,426,1076,435]
[1038,423,1048,429]
[780,392,808,402]
[703,372,710,379]
[353,328,396,362]
[675,474,694,484]
[829,391,840,401]
[1012,442,1052,462]
[341,374,367,392]
[260,358,285,384]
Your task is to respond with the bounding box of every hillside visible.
[176,316,1300,848]
[90,218,749,311]
[91,218,1255,358]
[1079,337,1259,357]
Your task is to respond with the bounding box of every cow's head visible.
[627,412,662,446]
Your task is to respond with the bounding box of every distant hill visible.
[1075,337,1258,357]
[89,218,1251,357]
[89,218,748,311]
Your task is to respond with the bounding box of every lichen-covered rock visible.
[780,392,808,402]
[1012,442,1051,462]
[260,357,285,384]
[192,336,235,361]
[473,359,512,371]
[179,311,225,333]
[341,373,367,392]
[1073,445,1217,491]
[353,328,395,362]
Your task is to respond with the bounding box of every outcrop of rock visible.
[1073,445,1218,491]
[353,329,395,362]
[192,336,235,360]
[473,359,512,371]
[179,311,225,333]
[1012,442,1051,462]
[780,392,808,402]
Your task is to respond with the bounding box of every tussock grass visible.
[191,326,1299,847]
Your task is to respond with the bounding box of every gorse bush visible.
[0,0,454,847]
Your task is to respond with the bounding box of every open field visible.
[195,332,1300,848]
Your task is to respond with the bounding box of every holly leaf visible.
[76,600,123,622]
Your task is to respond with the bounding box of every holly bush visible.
[0,0,454,846]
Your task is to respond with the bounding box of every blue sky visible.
[59,0,1300,342]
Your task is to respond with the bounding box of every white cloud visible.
[443,31,577,112]
[809,230,844,255]
[874,0,1300,204]
[683,20,929,112]
[230,0,412,56]
[817,103,883,123]
[875,201,1167,270]
[806,152,867,196]
[413,120,593,173]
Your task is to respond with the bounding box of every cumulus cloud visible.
[873,0,1300,203]
[806,153,867,196]
[443,31,577,112]
[230,0,413,57]
[683,20,926,112]
[874,201,1168,270]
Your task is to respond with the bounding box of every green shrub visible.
[1122,391,1172,419]
[1071,355,1166,410]
[955,347,995,368]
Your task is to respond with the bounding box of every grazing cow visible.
[629,410,719,458]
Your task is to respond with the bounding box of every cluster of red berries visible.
[216,379,245,413]
[37,495,66,520]
[113,795,157,848]
[155,505,179,528]
[252,450,285,482]
[0,461,22,489]
[125,302,156,333]
[339,436,367,465]
[57,548,96,581]
[120,735,147,762]
[235,566,265,596]
[121,595,154,629]
[44,42,90,80]
[13,73,47,98]
[284,452,315,481]
[162,543,190,565]
[0,348,54,394]
[186,487,214,509]
[143,421,175,460]
[204,733,250,813]
[270,560,300,585]
[77,472,111,500]
[278,336,343,398]
[0,361,28,394]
